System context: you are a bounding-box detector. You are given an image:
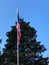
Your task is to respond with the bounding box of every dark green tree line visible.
[0,19,49,65]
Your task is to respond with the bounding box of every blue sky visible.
[0,0,49,57]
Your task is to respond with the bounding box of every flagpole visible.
[17,36,19,65]
[17,8,19,65]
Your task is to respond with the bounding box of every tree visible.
[0,39,2,55]
[0,39,2,65]
[0,19,49,65]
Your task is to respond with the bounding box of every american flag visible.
[16,22,21,45]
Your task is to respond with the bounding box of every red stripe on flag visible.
[16,22,21,45]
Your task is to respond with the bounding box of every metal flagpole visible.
[17,8,19,65]
[17,36,19,65]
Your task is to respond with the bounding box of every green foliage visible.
[0,19,48,65]
[0,39,2,55]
